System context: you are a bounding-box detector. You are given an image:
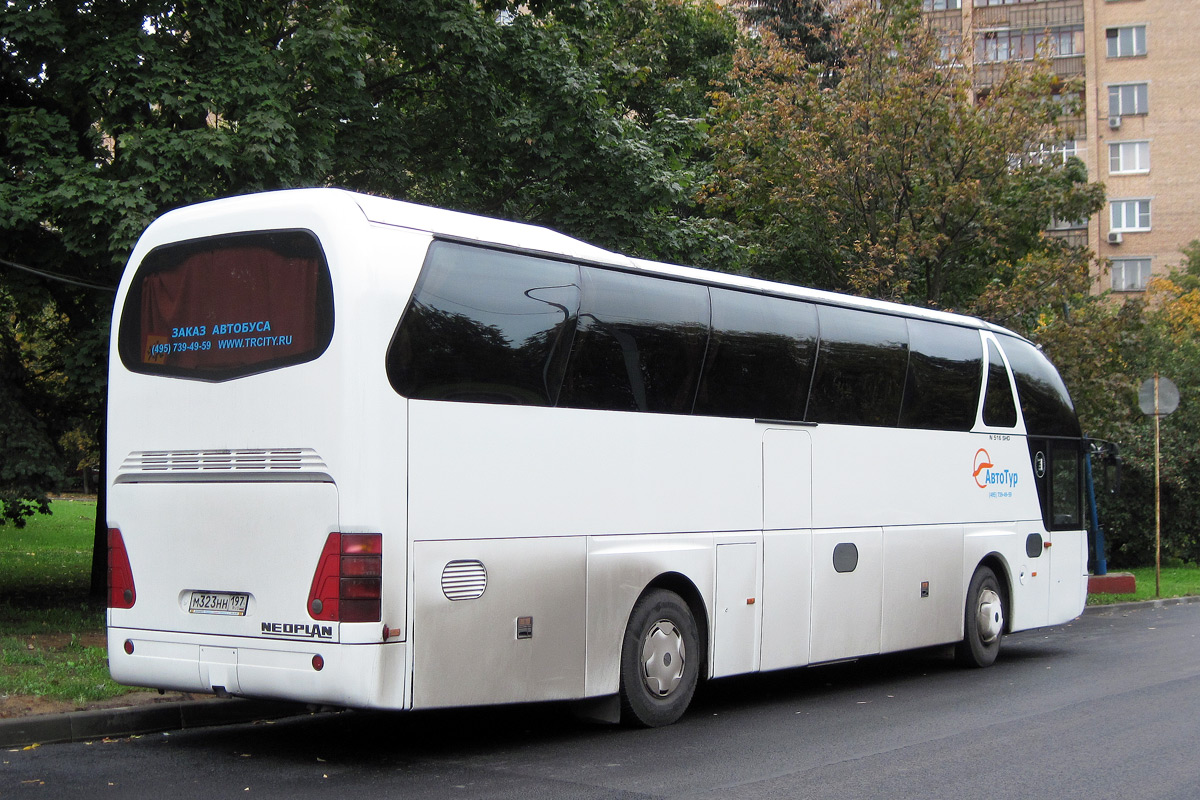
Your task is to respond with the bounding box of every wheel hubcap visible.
[641,620,686,696]
[976,588,1003,644]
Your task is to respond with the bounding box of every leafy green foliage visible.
[1086,248,1200,567]
[1,289,62,527]
[728,0,843,80]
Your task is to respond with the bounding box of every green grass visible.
[0,499,143,704]
[1085,565,1200,605]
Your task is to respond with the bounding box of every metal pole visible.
[1155,372,1162,598]
[1084,442,1107,576]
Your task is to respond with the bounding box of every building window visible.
[1047,141,1077,164]
[1026,141,1078,168]
[1048,215,1087,231]
[1106,26,1147,57]
[1109,141,1150,174]
[1111,258,1152,292]
[924,0,961,9]
[1109,83,1149,116]
[937,32,963,63]
[976,26,1083,63]
[1048,25,1085,57]
[1110,199,1151,232]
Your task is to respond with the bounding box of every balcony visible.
[972,0,1085,31]
[1047,226,1089,249]
[927,8,963,32]
[1057,115,1087,140]
[1051,54,1084,79]
[974,55,1083,88]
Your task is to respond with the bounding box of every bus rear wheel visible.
[956,565,1004,668]
[619,589,700,727]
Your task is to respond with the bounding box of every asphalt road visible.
[6,600,1199,799]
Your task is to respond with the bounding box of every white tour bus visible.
[107,188,1087,726]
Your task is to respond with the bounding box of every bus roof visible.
[150,188,1012,337]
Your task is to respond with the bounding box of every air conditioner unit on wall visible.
[1108,231,1124,244]
[1108,116,1122,129]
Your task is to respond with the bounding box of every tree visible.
[728,0,843,81]
[1092,247,1200,566]
[0,284,63,527]
[703,0,1104,309]
[1,1,738,567]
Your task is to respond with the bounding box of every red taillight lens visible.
[307,533,342,620]
[308,533,381,623]
[107,528,137,609]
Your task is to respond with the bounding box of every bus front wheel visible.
[619,589,700,727]
[956,565,1004,668]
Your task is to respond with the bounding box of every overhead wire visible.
[0,257,117,292]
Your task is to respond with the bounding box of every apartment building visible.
[927,0,1200,293]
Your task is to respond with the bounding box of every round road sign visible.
[1138,376,1180,416]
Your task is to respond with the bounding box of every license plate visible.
[189,591,249,616]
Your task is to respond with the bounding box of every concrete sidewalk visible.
[4,596,1196,749]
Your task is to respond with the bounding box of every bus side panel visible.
[810,527,883,664]
[759,530,812,672]
[1048,529,1088,625]
[964,524,1052,634]
[712,538,763,678]
[809,428,1043,530]
[881,525,965,653]
[583,534,715,698]
[411,537,586,709]
[407,403,761,540]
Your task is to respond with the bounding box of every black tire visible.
[956,565,1005,668]
[619,589,700,727]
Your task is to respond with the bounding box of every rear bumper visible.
[108,627,409,710]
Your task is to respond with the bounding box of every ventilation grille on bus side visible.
[115,448,332,483]
[441,560,488,601]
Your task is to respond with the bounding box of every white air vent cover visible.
[441,560,488,601]
[116,448,331,483]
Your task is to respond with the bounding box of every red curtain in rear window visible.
[134,240,324,375]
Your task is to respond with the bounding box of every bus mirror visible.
[1089,439,1122,495]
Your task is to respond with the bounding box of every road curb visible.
[0,698,313,749]
[1084,594,1200,614]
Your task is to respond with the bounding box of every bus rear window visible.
[118,231,334,381]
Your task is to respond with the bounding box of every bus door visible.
[1028,438,1087,621]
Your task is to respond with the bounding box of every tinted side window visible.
[558,268,709,414]
[807,306,909,426]
[998,335,1081,437]
[387,242,580,405]
[694,289,817,420]
[982,340,1018,428]
[900,321,982,431]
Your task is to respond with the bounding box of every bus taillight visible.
[107,528,137,609]
[308,533,382,623]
